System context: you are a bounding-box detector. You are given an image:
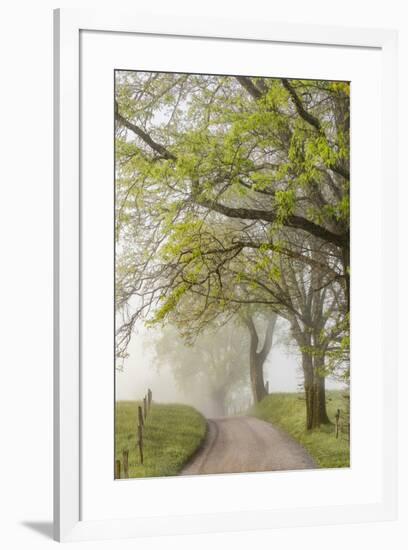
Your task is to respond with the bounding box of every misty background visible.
[116,318,344,418]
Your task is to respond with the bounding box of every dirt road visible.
[181,416,316,475]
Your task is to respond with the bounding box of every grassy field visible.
[250,391,350,469]
[115,401,207,478]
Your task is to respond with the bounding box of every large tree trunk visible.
[249,352,267,403]
[315,370,331,425]
[302,353,331,429]
[245,314,277,403]
[302,352,315,430]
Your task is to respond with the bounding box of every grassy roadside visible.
[115,401,207,478]
[250,391,350,469]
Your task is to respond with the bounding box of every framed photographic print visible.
[54,8,398,542]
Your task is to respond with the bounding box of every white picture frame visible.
[54,8,398,543]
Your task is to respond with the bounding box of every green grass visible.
[250,391,350,469]
[115,401,207,478]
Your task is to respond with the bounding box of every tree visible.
[279,251,344,428]
[151,321,250,416]
[115,72,350,340]
[115,71,350,428]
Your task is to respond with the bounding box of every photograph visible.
[114,70,350,479]
[0,1,402,546]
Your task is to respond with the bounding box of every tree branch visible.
[281,79,321,130]
[117,106,348,249]
[280,79,350,180]
[115,107,177,161]
[258,313,277,362]
[193,187,348,248]
[235,76,264,100]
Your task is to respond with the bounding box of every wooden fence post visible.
[115,459,121,479]
[138,405,144,427]
[137,424,144,464]
[122,449,129,478]
[335,408,340,439]
[143,396,147,420]
[148,388,152,409]
[265,381,269,394]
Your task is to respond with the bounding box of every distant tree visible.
[150,321,250,416]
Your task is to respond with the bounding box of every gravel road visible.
[181,416,316,475]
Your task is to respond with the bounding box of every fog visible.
[115,319,344,418]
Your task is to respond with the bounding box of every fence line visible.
[136,388,153,466]
[116,388,153,478]
[334,408,350,441]
[138,405,144,428]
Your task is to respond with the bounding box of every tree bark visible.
[317,375,331,425]
[245,314,277,403]
[302,352,315,430]
[249,353,268,403]
[313,353,331,426]
[302,351,330,429]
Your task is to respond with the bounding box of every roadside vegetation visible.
[250,391,350,468]
[115,401,207,478]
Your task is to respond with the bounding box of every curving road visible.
[181,416,316,475]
